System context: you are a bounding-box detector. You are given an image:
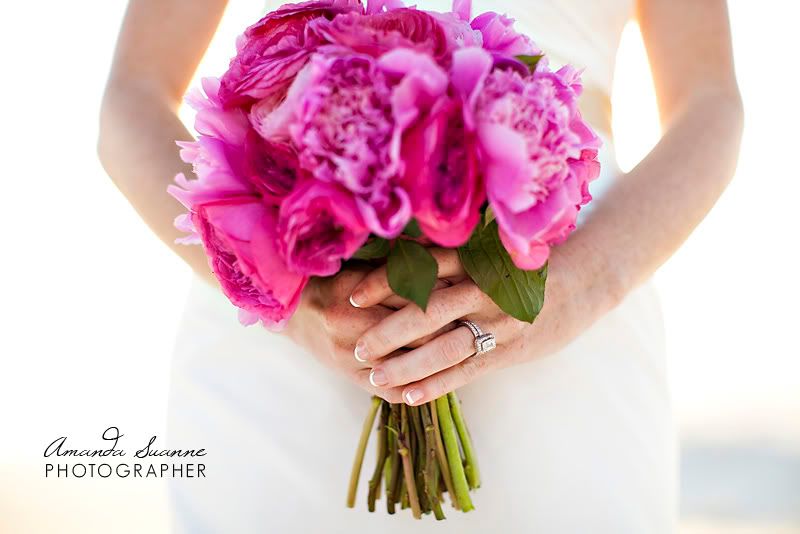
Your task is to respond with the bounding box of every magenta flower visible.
[471,52,601,269]
[278,181,370,276]
[170,78,255,209]
[402,100,483,247]
[218,0,363,109]
[470,12,540,57]
[254,47,448,237]
[193,198,308,330]
[242,130,300,204]
[400,48,491,247]
[427,11,483,53]
[308,8,448,59]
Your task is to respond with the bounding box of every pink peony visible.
[471,52,601,269]
[470,12,540,57]
[253,47,448,238]
[402,100,483,247]
[242,130,301,204]
[193,198,308,330]
[278,181,370,276]
[170,78,255,211]
[218,0,363,109]
[308,8,448,59]
[400,48,491,247]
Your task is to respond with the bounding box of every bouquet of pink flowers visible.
[170,0,600,519]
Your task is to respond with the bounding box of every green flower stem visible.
[386,405,401,514]
[367,401,389,511]
[421,403,446,520]
[386,456,401,514]
[347,396,381,508]
[436,396,474,512]
[448,391,481,489]
[399,404,423,519]
[430,400,459,510]
[410,406,429,513]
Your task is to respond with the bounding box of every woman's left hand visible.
[348,248,580,406]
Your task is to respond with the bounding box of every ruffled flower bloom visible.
[170,77,307,329]
[400,48,491,247]
[242,130,301,204]
[308,8,448,59]
[193,199,308,329]
[253,47,448,237]
[278,181,370,276]
[218,0,363,109]
[471,51,601,269]
[170,78,254,211]
[470,11,540,57]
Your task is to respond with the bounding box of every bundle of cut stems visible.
[347,392,480,519]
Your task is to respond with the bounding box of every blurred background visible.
[0,1,797,532]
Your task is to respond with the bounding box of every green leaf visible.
[516,54,544,73]
[387,240,438,311]
[402,219,423,238]
[352,237,391,260]
[457,219,547,323]
[483,205,496,228]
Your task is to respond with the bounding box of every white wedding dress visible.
[167,1,677,532]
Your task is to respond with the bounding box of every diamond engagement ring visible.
[458,320,497,356]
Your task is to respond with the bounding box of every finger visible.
[405,322,458,349]
[350,248,466,308]
[400,351,497,406]
[380,279,453,309]
[353,368,405,403]
[367,326,475,388]
[354,282,481,362]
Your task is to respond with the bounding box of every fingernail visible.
[354,341,368,362]
[404,389,423,405]
[369,368,387,387]
[349,291,365,308]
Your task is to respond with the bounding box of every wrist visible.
[548,234,627,326]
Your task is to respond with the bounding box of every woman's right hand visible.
[284,268,408,403]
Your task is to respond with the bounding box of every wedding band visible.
[458,320,497,356]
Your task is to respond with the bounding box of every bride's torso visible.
[169,4,674,531]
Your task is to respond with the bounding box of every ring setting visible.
[458,320,497,356]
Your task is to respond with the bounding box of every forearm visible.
[98,81,215,284]
[557,90,743,326]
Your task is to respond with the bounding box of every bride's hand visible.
[348,249,581,406]
[285,269,451,403]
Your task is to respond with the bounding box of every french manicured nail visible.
[354,341,368,362]
[404,389,423,405]
[369,369,387,387]
[349,291,365,308]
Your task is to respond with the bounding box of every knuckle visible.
[429,374,451,398]
[463,354,491,379]
[426,295,451,320]
[369,329,393,353]
[381,364,404,388]
[439,336,467,365]
[461,283,485,307]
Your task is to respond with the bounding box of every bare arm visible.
[98,0,229,284]
[576,0,744,297]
